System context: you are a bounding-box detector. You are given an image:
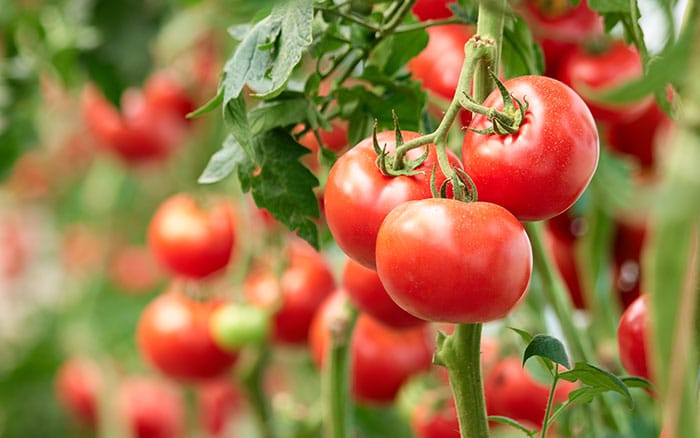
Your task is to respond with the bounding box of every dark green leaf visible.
[370,20,428,76]
[567,386,607,404]
[621,376,654,391]
[198,135,249,184]
[223,94,255,161]
[559,362,634,407]
[487,416,537,436]
[523,334,571,369]
[249,98,310,134]
[238,129,320,247]
[502,16,544,78]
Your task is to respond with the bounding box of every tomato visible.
[518,0,603,75]
[412,0,452,21]
[407,25,474,127]
[462,75,599,221]
[544,227,586,309]
[485,357,576,428]
[55,357,102,427]
[108,244,163,294]
[148,193,236,279]
[617,294,651,380]
[309,291,434,404]
[605,101,671,170]
[196,379,242,436]
[297,122,349,171]
[556,41,652,125]
[143,71,195,121]
[116,377,185,438]
[325,130,462,269]
[376,199,532,323]
[613,221,646,309]
[137,289,239,381]
[342,258,424,328]
[411,396,460,438]
[245,238,335,344]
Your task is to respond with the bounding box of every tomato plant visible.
[148,193,236,279]
[325,130,461,269]
[137,289,239,381]
[462,75,599,221]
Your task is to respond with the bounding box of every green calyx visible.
[373,112,429,177]
[430,163,478,203]
[460,70,529,136]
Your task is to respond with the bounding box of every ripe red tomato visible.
[143,71,195,122]
[407,25,474,127]
[116,377,185,438]
[462,75,599,221]
[544,227,586,309]
[485,357,576,428]
[137,289,239,381]
[297,122,349,171]
[342,258,424,328]
[325,130,462,269]
[376,199,532,323]
[605,101,670,170]
[108,244,163,294]
[54,357,102,427]
[617,294,651,380]
[148,193,236,279]
[517,0,603,75]
[309,291,434,404]
[412,0,452,21]
[411,396,460,438]
[556,41,652,125]
[245,238,335,344]
[196,379,242,436]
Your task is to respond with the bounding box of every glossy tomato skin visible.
[309,291,433,404]
[148,194,236,279]
[617,294,650,380]
[376,199,532,323]
[557,41,651,124]
[55,357,102,427]
[462,75,599,221]
[412,0,452,20]
[116,377,185,438]
[485,357,576,428]
[342,258,424,328]
[245,238,335,344]
[325,130,461,269]
[137,289,239,381]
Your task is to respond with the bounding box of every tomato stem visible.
[540,368,560,438]
[324,298,358,438]
[240,346,275,438]
[434,323,489,438]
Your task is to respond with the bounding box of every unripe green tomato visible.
[210,304,270,351]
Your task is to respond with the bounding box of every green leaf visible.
[249,98,310,134]
[354,404,413,438]
[187,89,223,119]
[566,386,608,404]
[487,416,537,437]
[588,0,628,13]
[509,327,534,344]
[559,362,634,407]
[523,334,571,370]
[621,376,654,392]
[223,94,255,161]
[221,0,313,102]
[370,19,428,76]
[238,129,320,247]
[502,16,544,78]
[198,134,249,184]
[588,147,635,213]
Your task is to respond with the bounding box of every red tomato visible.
[116,377,185,438]
[55,357,102,427]
[462,75,599,221]
[143,71,195,122]
[342,258,424,328]
[557,41,652,125]
[518,0,603,75]
[148,193,236,279]
[412,0,452,20]
[411,396,460,438]
[196,379,242,436]
[606,101,671,169]
[407,25,474,127]
[376,199,532,323]
[245,238,335,344]
[485,357,576,428]
[325,130,462,269]
[108,244,163,294]
[309,291,434,404]
[297,122,349,171]
[137,289,239,381]
[617,294,651,380]
[544,227,586,309]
